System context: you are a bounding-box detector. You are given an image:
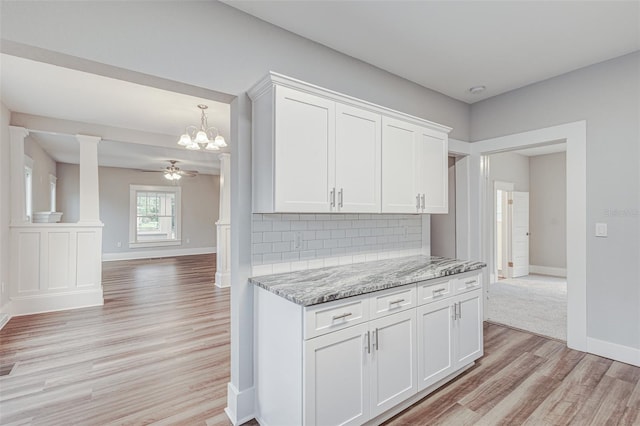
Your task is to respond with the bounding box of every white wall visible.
[471,52,640,350]
[430,157,456,258]
[0,103,11,312]
[489,151,530,191]
[529,152,566,270]
[24,136,56,213]
[57,164,220,255]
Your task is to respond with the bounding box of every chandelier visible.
[177,104,227,151]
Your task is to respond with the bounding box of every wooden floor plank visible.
[1,254,639,426]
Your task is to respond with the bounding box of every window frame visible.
[24,156,34,222]
[129,184,182,248]
[49,174,57,212]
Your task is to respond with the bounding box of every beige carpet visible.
[486,274,567,341]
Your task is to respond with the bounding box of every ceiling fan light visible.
[194,130,209,144]
[205,142,220,151]
[164,172,173,180]
[186,142,200,150]
[174,173,182,180]
[214,135,227,147]
[178,133,192,146]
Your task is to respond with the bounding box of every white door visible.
[369,310,417,417]
[454,290,483,368]
[274,85,335,212]
[416,298,454,391]
[381,117,419,213]
[415,126,448,214]
[335,104,381,213]
[510,191,530,277]
[304,323,370,426]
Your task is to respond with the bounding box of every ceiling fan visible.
[141,160,198,181]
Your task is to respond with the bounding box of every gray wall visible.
[430,157,456,258]
[57,164,220,254]
[489,151,530,191]
[471,52,640,349]
[0,1,470,141]
[0,103,10,310]
[24,136,56,213]
[56,162,79,223]
[529,152,566,269]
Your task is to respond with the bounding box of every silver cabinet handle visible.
[433,288,446,296]
[374,328,379,351]
[465,279,477,286]
[338,188,343,208]
[452,303,457,320]
[332,312,352,321]
[458,302,462,319]
[421,193,425,210]
[416,193,421,210]
[330,187,336,208]
[366,330,370,354]
[389,298,405,305]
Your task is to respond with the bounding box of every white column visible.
[216,153,231,288]
[76,135,102,224]
[9,126,29,224]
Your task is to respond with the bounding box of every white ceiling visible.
[1,54,230,174]
[224,1,640,103]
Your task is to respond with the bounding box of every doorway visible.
[485,146,568,341]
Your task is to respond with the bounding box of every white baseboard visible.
[529,265,567,277]
[225,382,255,426]
[587,337,640,367]
[10,289,104,317]
[215,271,230,288]
[102,246,216,262]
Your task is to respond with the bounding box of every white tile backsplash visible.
[251,213,423,274]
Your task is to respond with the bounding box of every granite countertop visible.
[249,255,486,306]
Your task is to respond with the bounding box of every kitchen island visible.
[251,256,486,426]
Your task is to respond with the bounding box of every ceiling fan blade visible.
[182,170,199,174]
[136,169,163,173]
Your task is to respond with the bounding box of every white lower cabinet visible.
[304,310,416,425]
[417,288,483,392]
[255,271,483,426]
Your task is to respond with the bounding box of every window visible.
[24,156,34,221]
[129,185,181,248]
[49,174,57,212]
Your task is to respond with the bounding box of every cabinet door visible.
[335,104,381,213]
[369,309,417,417]
[304,323,370,426]
[454,290,483,368]
[415,126,448,214]
[274,86,335,212]
[416,298,455,391]
[381,117,419,213]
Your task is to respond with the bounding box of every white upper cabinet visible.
[274,86,335,212]
[249,72,451,214]
[381,117,420,213]
[335,104,381,213]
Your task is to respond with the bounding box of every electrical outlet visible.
[595,223,608,237]
[116,242,122,248]
[186,238,191,244]
[1,282,5,294]
[293,232,302,250]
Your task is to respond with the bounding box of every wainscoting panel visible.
[77,231,100,288]
[17,231,40,293]
[48,232,71,290]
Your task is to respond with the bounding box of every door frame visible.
[493,181,514,282]
[471,121,586,352]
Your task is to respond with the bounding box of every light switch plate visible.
[595,223,608,237]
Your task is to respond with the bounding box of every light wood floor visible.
[1,255,638,425]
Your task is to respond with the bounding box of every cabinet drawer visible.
[417,278,453,305]
[454,274,482,294]
[370,285,416,319]
[304,295,369,339]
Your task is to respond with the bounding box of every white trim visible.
[0,311,10,331]
[587,337,640,367]
[10,288,104,317]
[215,271,231,288]
[529,265,567,278]
[470,121,587,353]
[102,246,216,262]
[225,383,256,426]
[448,138,472,156]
